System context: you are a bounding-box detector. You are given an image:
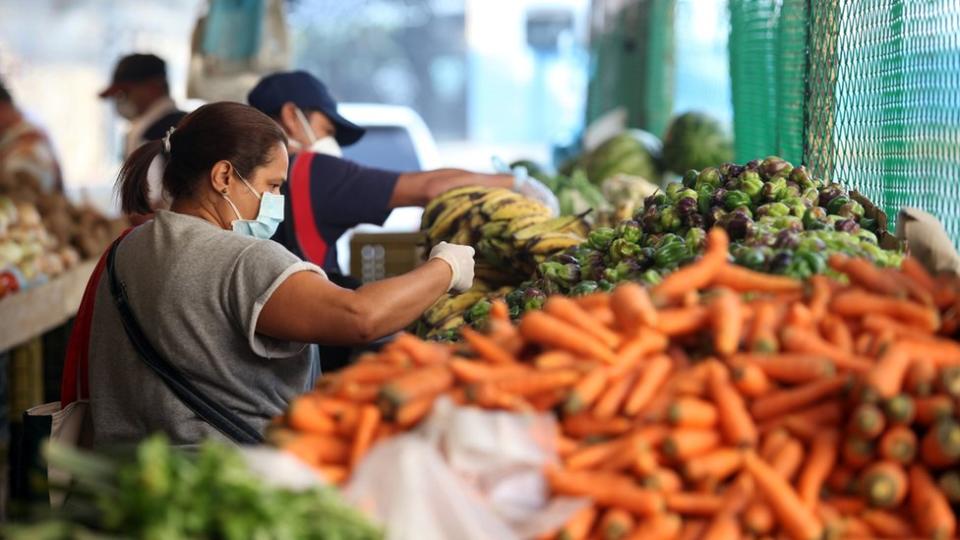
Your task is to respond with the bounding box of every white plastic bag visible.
[345,397,585,540]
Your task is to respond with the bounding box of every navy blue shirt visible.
[272,152,400,273]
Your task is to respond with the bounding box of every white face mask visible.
[293,107,342,157]
[115,96,139,120]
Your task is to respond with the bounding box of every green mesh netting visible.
[731,0,960,239]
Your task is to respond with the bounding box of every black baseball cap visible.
[247,70,365,146]
[99,53,167,98]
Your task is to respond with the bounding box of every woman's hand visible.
[427,242,475,292]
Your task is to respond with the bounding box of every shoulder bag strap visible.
[105,239,263,444]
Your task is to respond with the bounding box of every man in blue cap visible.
[248,70,557,280]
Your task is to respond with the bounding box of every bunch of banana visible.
[418,186,593,340]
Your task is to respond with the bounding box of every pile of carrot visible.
[273,227,960,540]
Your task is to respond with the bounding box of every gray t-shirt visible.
[88,210,325,446]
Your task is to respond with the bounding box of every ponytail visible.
[116,140,163,215]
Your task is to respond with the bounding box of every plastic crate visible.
[349,232,426,284]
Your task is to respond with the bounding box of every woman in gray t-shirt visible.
[88,102,475,446]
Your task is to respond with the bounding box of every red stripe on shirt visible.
[290,152,328,265]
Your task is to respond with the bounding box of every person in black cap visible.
[248,70,558,279]
[100,54,187,159]
[100,54,187,216]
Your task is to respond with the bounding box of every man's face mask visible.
[114,93,139,120]
[294,107,342,158]
[221,164,284,239]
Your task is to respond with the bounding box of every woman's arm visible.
[256,258,453,345]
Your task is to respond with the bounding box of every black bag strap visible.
[105,238,263,444]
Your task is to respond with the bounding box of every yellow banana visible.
[504,214,549,236]
[428,198,476,242]
[489,201,550,222]
[525,232,584,254]
[512,215,587,242]
[423,291,486,326]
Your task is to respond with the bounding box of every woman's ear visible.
[209,160,233,194]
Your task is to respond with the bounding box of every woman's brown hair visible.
[117,102,287,214]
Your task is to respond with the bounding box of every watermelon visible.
[585,131,660,185]
[662,112,733,175]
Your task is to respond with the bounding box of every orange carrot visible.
[335,362,408,385]
[734,353,835,384]
[599,508,635,540]
[710,288,743,356]
[460,326,517,364]
[565,367,611,414]
[667,397,719,428]
[664,492,725,516]
[862,313,938,343]
[449,358,529,383]
[314,397,356,418]
[546,468,665,516]
[395,394,434,428]
[709,363,759,448]
[787,302,815,330]
[683,447,743,482]
[864,345,910,398]
[820,314,854,353]
[848,403,886,439]
[628,513,681,540]
[489,299,509,322]
[750,375,848,421]
[860,460,907,509]
[760,428,792,463]
[661,428,721,461]
[883,393,916,425]
[379,364,453,407]
[914,394,955,426]
[743,452,823,540]
[623,355,673,415]
[495,368,580,396]
[562,413,632,438]
[713,264,803,294]
[901,257,937,295]
[653,227,729,300]
[601,433,655,473]
[826,464,857,495]
[287,396,338,435]
[566,437,627,470]
[807,275,832,321]
[678,520,707,540]
[841,436,875,470]
[905,358,937,396]
[519,311,616,363]
[594,372,638,419]
[391,333,450,365]
[830,255,907,297]
[939,470,960,504]
[574,291,611,310]
[742,501,775,536]
[780,327,872,373]
[611,282,658,331]
[731,362,774,398]
[556,435,579,458]
[558,504,597,540]
[920,418,960,468]
[797,430,838,508]
[770,436,804,481]
[643,467,684,494]
[617,329,669,364]
[908,464,956,540]
[829,495,867,515]
[655,306,709,336]
[282,433,350,466]
[700,512,740,540]
[748,301,781,353]
[878,425,918,464]
[336,382,381,402]
[831,289,940,332]
[469,382,530,411]
[534,350,577,369]
[861,509,914,539]
[545,295,621,349]
[349,404,381,468]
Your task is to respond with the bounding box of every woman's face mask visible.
[221,164,284,239]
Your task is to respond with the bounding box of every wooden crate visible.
[349,232,426,284]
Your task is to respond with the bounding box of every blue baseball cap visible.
[248,70,365,146]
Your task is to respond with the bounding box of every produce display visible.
[6,436,382,540]
[274,228,960,540]
[418,186,589,339]
[661,112,734,175]
[504,155,903,320]
[0,192,125,300]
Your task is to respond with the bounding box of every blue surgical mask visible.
[222,165,284,239]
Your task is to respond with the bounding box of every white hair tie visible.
[162,126,175,154]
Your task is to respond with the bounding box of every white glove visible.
[429,242,476,292]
